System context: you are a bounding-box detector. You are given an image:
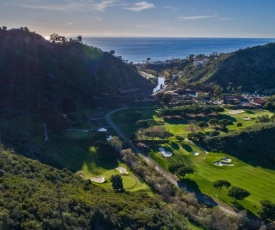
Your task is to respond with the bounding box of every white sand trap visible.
[213,161,223,166]
[98,128,107,132]
[106,135,113,142]
[193,151,199,156]
[159,148,172,157]
[224,164,234,166]
[228,110,245,115]
[116,167,128,175]
[90,176,105,183]
[213,160,234,167]
[243,117,251,121]
[163,151,172,157]
[221,158,232,163]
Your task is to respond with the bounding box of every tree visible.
[110,174,124,192]
[168,163,185,174]
[228,186,250,203]
[213,180,231,197]
[77,35,82,43]
[197,121,209,130]
[237,122,242,128]
[162,93,172,105]
[219,119,233,129]
[213,85,223,98]
[2,26,7,30]
[177,166,194,178]
[109,50,115,55]
[209,118,219,128]
[237,86,242,94]
[109,136,123,153]
[259,200,275,221]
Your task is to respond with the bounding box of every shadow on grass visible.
[164,118,188,125]
[215,114,238,122]
[44,137,119,173]
[245,110,255,114]
[178,179,217,207]
[231,202,259,220]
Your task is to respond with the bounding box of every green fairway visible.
[41,129,151,193]
[111,107,275,215]
[148,140,275,215]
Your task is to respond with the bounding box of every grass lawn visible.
[111,107,275,215]
[148,140,275,216]
[41,129,151,193]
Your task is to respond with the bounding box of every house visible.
[250,98,266,107]
[193,59,209,67]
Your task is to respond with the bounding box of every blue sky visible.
[1,0,275,37]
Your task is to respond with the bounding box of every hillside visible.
[178,43,275,92]
[202,122,275,168]
[0,147,188,229]
[0,28,153,117]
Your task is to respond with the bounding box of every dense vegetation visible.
[0,28,152,116]
[203,122,275,167]
[0,147,190,229]
[145,42,275,92]
[0,28,154,167]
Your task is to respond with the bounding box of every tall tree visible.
[110,174,124,192]
[212,85,223,98]
[228,186,250,203]
[177,166,194,178]
[196,121,209,130]
[213,180,231,197]
[258,200,275,221]
[209,118,219,127]
[77,35,82,43]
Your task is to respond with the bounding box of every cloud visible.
[93,0,118,11]
[8,2,85,12]
[125,1,155,12]
[219,17,230,20]
[179,15,216,20]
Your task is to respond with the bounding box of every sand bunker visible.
[98,128,107,132]
[193,151,200,156]
[220,158,232,163]
[243,117,251,121]
[213,158,234,167]
[106,135,113,141]
[116,167,128,175]
[90,176,105,183]
[159,147,172,157]
[228,110,245,115]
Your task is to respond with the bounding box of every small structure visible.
[193,59,209,67]
[250,98,266,107]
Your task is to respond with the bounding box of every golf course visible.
[110,107,275,216]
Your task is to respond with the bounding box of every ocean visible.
[83,37,275,63]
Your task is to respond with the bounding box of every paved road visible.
[106,107,179,186]
[106,107,239,217]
